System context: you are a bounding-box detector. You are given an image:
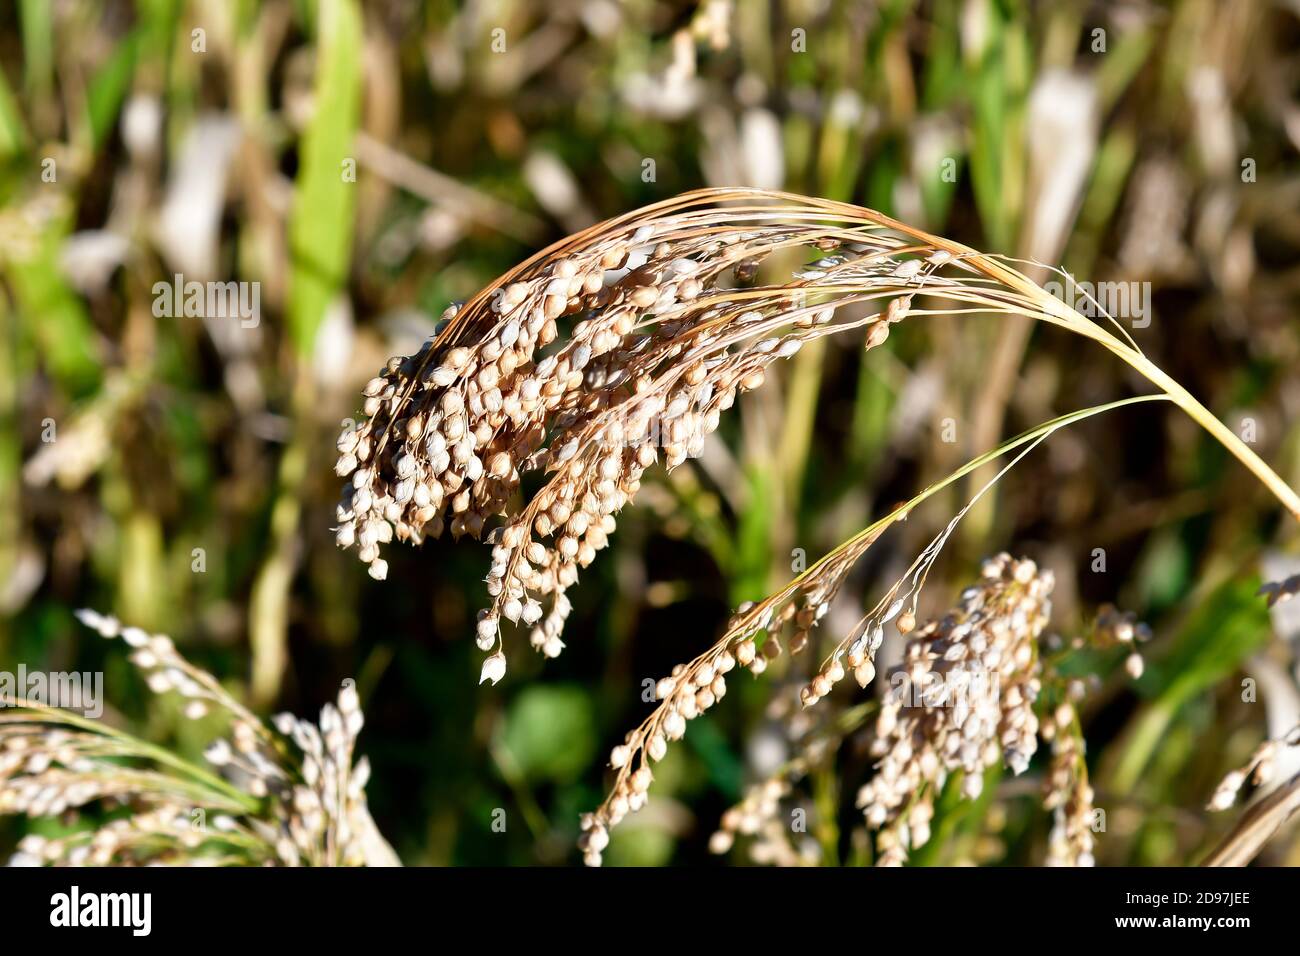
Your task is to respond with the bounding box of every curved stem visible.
[787,393,1173,592]
[962,246,1300,522]
[1060,315,1300,521]
[1133,359,1300,522]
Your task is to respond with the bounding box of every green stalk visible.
[787,393,1172,591]
[1133,359,1300,521]
[1019,285,1300,521]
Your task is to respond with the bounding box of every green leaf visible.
[499,685,596,783]
[287,0,362,357]
[85,30,139,151]
[605,826,675,867]
[19,0,54,101]
[6,225,102,396]
[0,68,28,159]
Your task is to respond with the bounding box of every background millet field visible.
[2,0,1300,865]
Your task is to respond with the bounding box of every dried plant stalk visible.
[1203,770,1300,867]
[1203,724,1300,866]
[1207,722,1300,813]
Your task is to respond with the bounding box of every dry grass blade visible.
[1203,723,1300,866]
[1203,770,1300,867]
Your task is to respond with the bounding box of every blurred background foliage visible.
[2,0,1300,865]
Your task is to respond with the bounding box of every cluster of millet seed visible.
[335,193,962,683]
[0,758,147,823]
[718,812,821,866]
[73,608,232,721]
[1041,702,1096,866]
[708,722,842,864]
[1089,603,1151,679]
[580,544,1149,866]
[709,786,821,865]
[799,606,892,708]
[579,615,823,863]
[701,560,1149,867]
[855,553,1053,864]
[1206,722,1300,811]
[10,811,210,867]
[794,528,918,709]
[578,641,743,865]
[709,777,792,856]
[3,611,387,867]
[578,524,892,864]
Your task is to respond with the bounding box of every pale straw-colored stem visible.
[1040,296,1300,523]
[939,230,1300,523]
